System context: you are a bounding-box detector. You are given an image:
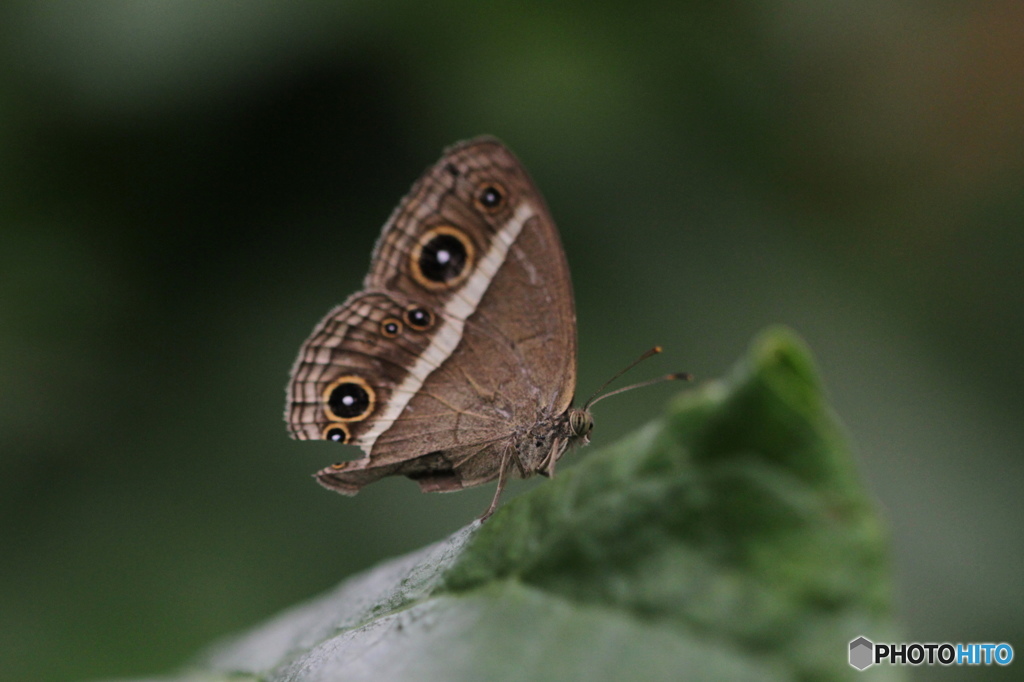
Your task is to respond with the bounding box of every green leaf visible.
[110,327,903,681]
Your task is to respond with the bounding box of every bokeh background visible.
[2,3,1022,681]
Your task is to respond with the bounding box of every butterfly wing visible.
[286,137,577,493]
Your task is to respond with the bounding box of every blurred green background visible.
[1,3,1021,681]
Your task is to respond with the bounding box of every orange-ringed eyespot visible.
[322,423,350,443]
[410,226,474,289]
[322,375,375,422]
[475,182,507,212]
[404,305,434,330]
[380,317,402,338]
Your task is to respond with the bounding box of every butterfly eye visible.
[321,424,350,443]
[322,375,376,422]
[380,318,403,338]
[410,226,475,290]
[475,182,507,213]
[569,409,594,439]
[404,305,434,330]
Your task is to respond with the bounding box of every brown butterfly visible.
[286,137,685,519]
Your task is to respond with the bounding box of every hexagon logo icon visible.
[849,636,874,670]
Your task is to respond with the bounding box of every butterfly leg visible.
[538,437,566,478]
[479,444,516,522]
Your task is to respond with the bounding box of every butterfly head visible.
[567,407,594,444]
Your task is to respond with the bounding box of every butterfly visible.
[286,137,686,519]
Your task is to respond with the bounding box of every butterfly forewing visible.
[286,136,578,494]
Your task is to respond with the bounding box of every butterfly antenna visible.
[583,347,693,410]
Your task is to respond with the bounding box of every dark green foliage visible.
[111,329,902,681]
